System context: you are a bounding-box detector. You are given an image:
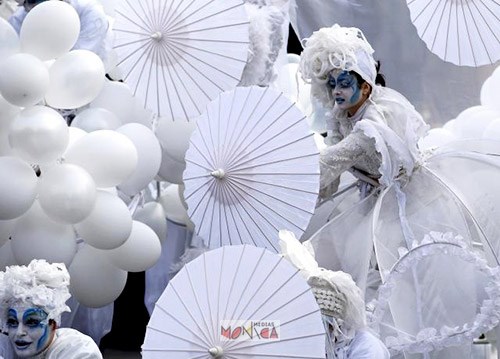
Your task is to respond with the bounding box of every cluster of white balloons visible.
[0,2,165,307]
[419,66,500,149]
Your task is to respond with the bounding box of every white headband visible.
[0,260,71,326]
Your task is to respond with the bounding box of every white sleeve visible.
[318,131,376,199]
[347,330,390,359]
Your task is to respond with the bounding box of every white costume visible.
[8,0,112,65]
[299,25,500,358]
[279,230,390,359]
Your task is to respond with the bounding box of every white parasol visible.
[142,244,326,359]
[113,0,250,119]
[406,0,500,66]
[183,86,320,251]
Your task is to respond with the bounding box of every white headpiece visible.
[0,260,71,326]
[299,24,377,109]
[278,230,366,337]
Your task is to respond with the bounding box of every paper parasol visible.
[113,0,250,118]
[183,86,320,251]
[142,244,326,358]
[407,0,500,66]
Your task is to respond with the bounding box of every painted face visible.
[327,70,365,115]
[6,305,55,358]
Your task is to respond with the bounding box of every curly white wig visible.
[0,260,71,326]
[299,24,377,110]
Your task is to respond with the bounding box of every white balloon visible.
[90,81,138,124]
[0,219,16,249]
[106,221,161,272]
[64,127,87,156]
[0,93,21,128]
[133,202,167,242]
[9,105,69,164]
[0,18,20,63]
[157,147,186,184]
[11,201,77,266]
[72,107,122,132]
[0,53,49,107]
[74,190,132,250]
[20,1,80,60]
[418,128,458,150]
[159,184,189,225]
[482,119,500,141]
[38,164,97,224]
[64,130,138,187]
[117,123,162,196]
[454,106,499,139]
[481,75,500,113]
[0,156,38,220]
[442,119,457,133]
[45,50,105,109]
[155,117,196,163]
[0,240,17,272]
[69,244,127,307]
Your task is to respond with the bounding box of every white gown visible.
[305,85,500,357]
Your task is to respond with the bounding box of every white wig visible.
[299,24,377,109]
[0,260,71,326]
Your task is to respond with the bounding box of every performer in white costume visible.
[299,24,500,358]
[0,260,102,359]
[280,230,389,358]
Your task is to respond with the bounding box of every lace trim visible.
[368,231,500,354]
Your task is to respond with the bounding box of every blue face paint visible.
[6,306,54,358]
[327,70,366,115]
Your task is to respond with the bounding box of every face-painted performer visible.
[299,24,428,200]
[0,260,103,359]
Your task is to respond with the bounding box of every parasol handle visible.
[211,169,225,179]
[208,346,224,358]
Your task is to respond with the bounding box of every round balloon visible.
[9,105,69,164]
[106,221,161,272]
[74,190,132,250]
[38,164,97,224]
[0,156,38,220]
[133,201,167,242]
[418,128,458,150]
[90,81,137,124]
[454,106,499,139]
[159,184,189,225]
[483,119,500,141]
[64,130,138,187]
[69,244,127,308]
[157,147,186,185]
[155,117,196,163]
[45,50,105,109]
[64,127,87,156]
[11,201,77,266]
[0,53,49,107]
[20,0,80,60]
[0,18,20,63]
[117,123,162,196]
[481,75,500,114]
[0,93,21,129]
[72,107,122,132]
